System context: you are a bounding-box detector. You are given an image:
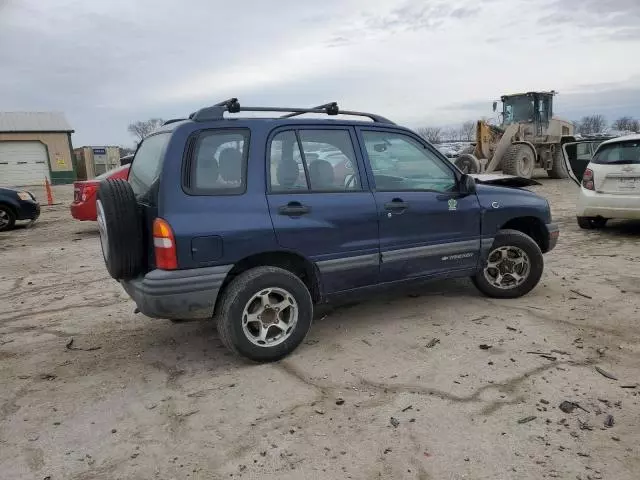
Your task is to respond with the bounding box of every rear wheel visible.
[472,229,543,299]
[577,216,607,229]
[502,144,536,178]
[547,145,568,179]
[97,179,144,279]
[216,266,313,362]
[0,205,16,232]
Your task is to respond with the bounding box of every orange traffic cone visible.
[44,177,54,206]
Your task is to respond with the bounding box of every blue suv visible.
[97,99,558,361]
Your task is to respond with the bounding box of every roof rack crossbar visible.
[190,99,395,124]
[280,102,338,118]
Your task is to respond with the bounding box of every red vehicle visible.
[70,165,130,221]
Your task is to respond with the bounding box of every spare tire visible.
[97,179,144,280]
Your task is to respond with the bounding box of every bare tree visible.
[460,121,476,142]
[127,118,165,142]
[612,116,639,132]
[416,126,442,144]
[577,115,607,135]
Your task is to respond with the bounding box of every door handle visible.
[384,199,409,210]
[279,202,310,216]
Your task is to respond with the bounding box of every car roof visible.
[598,133,640,146]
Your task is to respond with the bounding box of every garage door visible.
[0,142,50,187]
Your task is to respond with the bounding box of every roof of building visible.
[0,112,74,133]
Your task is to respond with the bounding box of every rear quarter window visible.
[128,133,170,196]
[186,129,249,195]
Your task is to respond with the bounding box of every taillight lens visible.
[81,184,98,201]
[153,218,177,270]
[582,168,595,190]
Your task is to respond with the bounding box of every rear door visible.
[358,128,481,282]
[266,126,380,293]
[562,140,599,184]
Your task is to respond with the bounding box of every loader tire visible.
[502,144,535,179]
[454,153,480,174]
[546,146,568,179]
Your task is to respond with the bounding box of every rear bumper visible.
[121,265,233,320]
[577,188,640,219]
[70,201,97,221]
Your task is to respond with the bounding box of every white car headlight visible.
[17,191,32,201]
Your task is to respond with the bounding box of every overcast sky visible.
[1,0,639,146]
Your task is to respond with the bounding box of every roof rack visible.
[189,99,394,124]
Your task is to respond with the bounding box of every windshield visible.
[503,96,535,124]
[593,140,640,165]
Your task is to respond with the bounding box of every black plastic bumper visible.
[121,265,233,320]
[546,222,559,252]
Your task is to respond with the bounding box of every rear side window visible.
[269,129,360,192]
[189,130,249,194]
[128,133,170,196]
[593,141,640,165]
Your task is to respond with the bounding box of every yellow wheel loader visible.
[454,91,575,179]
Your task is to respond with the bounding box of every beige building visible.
[0,112,75,186]
[74,146,121,180]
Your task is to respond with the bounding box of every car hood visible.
[0,186,21,195]
[470,174,541,188]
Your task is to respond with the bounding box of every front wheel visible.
[0,205,16,232]
[472,229,544,299]
[577,216,607,229]
[216,266,313,362]
[454,153,481,174]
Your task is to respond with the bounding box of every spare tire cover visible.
[97,178,144,280]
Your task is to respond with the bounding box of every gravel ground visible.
[1,175,639,480]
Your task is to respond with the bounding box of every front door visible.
[358,128,482,282]
[266,127,380,293]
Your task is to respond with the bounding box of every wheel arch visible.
[499,216,549,252]
[0,200,18,217]
[215,250,323,314]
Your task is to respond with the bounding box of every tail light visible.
[582,168,595,190]
[153,218,178,270]
[81,184,98,201]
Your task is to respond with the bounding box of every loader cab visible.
[500,92,555,135]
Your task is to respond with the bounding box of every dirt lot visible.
[1,176,639,480]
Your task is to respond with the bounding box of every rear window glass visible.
[190,130,249,194]
[593,141,640,165]
[128,133,170,196]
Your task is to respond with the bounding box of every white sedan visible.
[563,134,640,229]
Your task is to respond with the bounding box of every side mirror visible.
[492,101,497,112]
[461,174,476,194]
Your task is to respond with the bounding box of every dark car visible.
[0,187,40,232]
[96,99,558,362]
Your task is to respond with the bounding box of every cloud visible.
[1,0,639,146]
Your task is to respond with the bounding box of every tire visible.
[0,204,16,232]
[547,145,568,179]
[97,179,144,280]
[502,144,536,178]
[472,229,544,299]
[460,145,476,155]
[577,216,607,229]
[216,266,313,362]
[454,153,480,174]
